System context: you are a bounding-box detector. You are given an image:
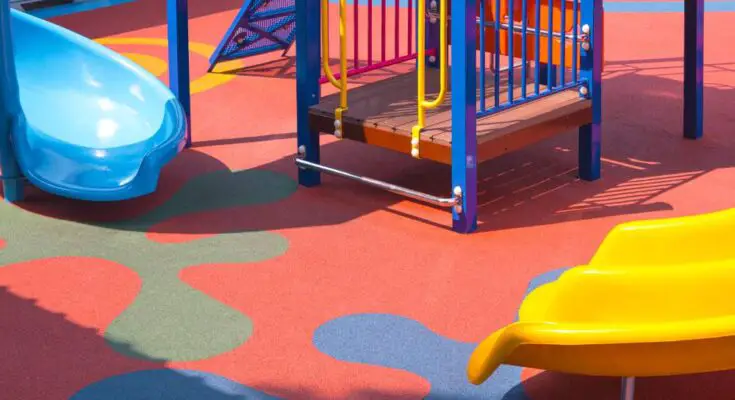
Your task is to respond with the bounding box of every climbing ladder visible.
[209,0,296,71]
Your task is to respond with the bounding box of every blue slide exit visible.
[7,9,186,201]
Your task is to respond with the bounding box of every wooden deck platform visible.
[309,67,592,165]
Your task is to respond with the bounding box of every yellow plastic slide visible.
[467,208,735,385]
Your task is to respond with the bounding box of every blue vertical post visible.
[560,0,566,86]
[493,0,500,107]
[546,0,553,87]
[296,0,321,186]
[521,0,528,98]
[508,0,514,103]
[534,0,541,94]
[539,0,557,89]
[538,63,557,88]
[167,0,192,147]
[427,0,440,68]
[572,0,578,82]
[578,0,602,181]
[683,0,703,140]
[0,3,24,201]
[451,0,478,233]
[479,0,486,111]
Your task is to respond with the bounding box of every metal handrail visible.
[320,0,348,137]
[411,0,448,159]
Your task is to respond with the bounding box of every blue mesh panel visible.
[209,0,296,69]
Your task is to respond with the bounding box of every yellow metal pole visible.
[411,0,448,159]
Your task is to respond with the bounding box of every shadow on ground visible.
[0,286,162,399]
[522,369,735,400]
[0,286,417,400]
[5,58,733,236]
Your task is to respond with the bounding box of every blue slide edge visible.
[9,9,187,202]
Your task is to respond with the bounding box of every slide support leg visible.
[0,0,24,202]
[620,377,636,400]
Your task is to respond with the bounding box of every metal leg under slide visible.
[621,377,635,400]
[296,147,462,212]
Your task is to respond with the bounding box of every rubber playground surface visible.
[2,1,735,399]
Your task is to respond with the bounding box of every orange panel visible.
[482,0,577,67]
[447,0,604,70]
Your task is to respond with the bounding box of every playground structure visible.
[466,208,735,400]
[209,0,296,71]
[0,0,192,202]
[294,0,603,233]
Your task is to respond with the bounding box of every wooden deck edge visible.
[476,104,593,162]
[309,110,453,164]
[309,100,593,166]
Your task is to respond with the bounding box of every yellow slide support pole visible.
[321,0,349,138]
[411,0,448,158]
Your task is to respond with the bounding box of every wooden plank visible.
[313,66,502,139]
[432,88,591,145]
[309,107,452,163]
[313,68,424,135]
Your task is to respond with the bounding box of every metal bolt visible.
[581,24,590,34]
[298,145,306,155]
[579,85,589,96]
[429,55,437,64]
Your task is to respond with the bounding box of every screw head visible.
[579,86,589,96]
[581,24,590,34]
[298,145,306,155]
[453,186,462,196]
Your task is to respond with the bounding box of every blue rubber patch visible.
[314,313,528,399]
[70,369,280,399]
[312,268,570,399]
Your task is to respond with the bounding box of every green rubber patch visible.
[0,168,296,361]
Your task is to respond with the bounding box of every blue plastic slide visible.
[6,9,186,201]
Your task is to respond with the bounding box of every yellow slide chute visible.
[468,208,735,389]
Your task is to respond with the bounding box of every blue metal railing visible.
[476,0,588,119]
